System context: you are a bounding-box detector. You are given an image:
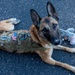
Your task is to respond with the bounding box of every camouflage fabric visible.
[0,30,46,52]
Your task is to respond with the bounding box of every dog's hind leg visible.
[0,23,15,31]
[0,19,11,23]
[54,45,75,53]
[36,48,75,73]
[0,18,20,24]
[0,18,20,31]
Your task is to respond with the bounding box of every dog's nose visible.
[54,40,60,45]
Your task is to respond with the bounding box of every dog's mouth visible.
[43,34,60,45]
[39,31,61,46]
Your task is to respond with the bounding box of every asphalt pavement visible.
[0,0,75,75]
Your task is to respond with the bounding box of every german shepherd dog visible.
[0,1,75,73]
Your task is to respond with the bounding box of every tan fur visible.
[30,1,75,73]
[30,25,75,73]
[0,18,75,73]
[40,17,58,31]
[30,25,50,46]
[0,19,15,31]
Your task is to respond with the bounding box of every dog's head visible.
[30,1,60,47]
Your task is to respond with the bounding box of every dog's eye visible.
[52,24,57,29]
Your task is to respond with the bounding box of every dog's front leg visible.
[36,48,75,73]
[53,45,75,53]
[45,57,75,73]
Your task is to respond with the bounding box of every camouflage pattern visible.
[0,30,46,52]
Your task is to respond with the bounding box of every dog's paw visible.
[70,48,75,53]
[66,48,75,53]
[9,18,20,24]
[71,66,75,73]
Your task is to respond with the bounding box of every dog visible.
[0,1,75,73]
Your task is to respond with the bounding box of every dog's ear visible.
[30,9,41,29]
[46,1,59,21]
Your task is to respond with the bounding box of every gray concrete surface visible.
[0,0,75,75]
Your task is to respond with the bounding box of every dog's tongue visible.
[70,35,75,45]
